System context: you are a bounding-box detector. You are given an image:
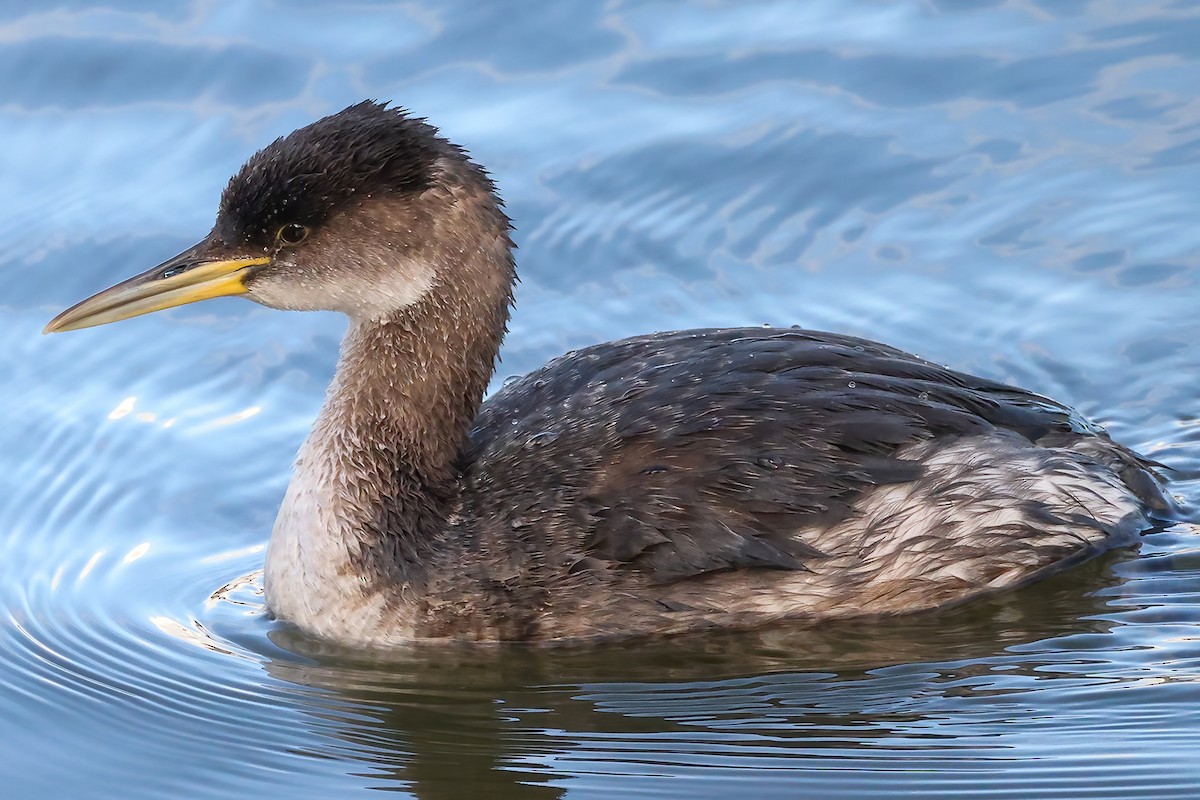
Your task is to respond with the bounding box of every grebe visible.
[45,102,1171,644]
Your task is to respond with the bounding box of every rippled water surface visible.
[3,2,1200,798]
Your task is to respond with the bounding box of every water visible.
[3,2,1200,797]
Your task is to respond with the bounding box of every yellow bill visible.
[44,245,270,334]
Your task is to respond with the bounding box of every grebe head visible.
[44,101,508,333]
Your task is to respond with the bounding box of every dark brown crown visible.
[216,101,445,246]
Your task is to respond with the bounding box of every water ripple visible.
[2,1,1200,799]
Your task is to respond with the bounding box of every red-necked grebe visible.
[45,101,1172,644]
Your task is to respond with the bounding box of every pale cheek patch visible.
[356,263,435,319]
[247,255,436,317]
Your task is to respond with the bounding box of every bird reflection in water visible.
[251,552,1135,798]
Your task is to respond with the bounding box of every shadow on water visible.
[250,551,1142,798]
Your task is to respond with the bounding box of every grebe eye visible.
[277,223,309,245]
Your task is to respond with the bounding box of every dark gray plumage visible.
[429,327,1170,640]
[463,327,1160,579]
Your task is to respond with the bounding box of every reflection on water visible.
[256,542,1200,799]
[2,1,1199,798]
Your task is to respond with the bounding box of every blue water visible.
[3,2,1200,798]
